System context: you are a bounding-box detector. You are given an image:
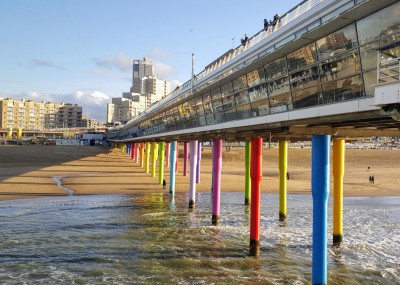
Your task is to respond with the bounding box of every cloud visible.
[150,48,167,58]
[92,53,132,72]
[30,59,63,70]
[152,60,175,78]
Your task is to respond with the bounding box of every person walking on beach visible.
[162,179,167,190]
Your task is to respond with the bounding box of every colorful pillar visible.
[212,139,222,225]
[145,142,150,173]
[250,137,263,256]
[140,143,145,167]
[188,140,198,208]
[183,142,189,176]
[311,135,330,285]
[135,144,139,163]
[158,142,166,185]
[169,141,177,195]
[175,143,179,173]
[245,141,251,205]
[333,139,345,246]
[165,142,170,167]
[131,143,135,160]
[196,142,202,184]
[151,142,157,177]
[279,140,288,225]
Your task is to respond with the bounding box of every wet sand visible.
[0,145,399,201]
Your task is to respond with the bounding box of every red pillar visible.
[250,137,263,256]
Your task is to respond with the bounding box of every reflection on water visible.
[0,193,399,284]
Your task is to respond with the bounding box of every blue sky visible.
[0,0,299,121]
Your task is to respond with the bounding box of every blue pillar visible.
[312,134,330,285]
[169,141,177,195]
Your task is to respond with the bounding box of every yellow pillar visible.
[279,140,288,225]
[333,139,345,245]
[145,142,150,173]
[151,142,157,177]
[17,128,22,139]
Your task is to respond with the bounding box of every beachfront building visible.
[0,98,83,130]
[107,57,171,125]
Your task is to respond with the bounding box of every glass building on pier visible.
[109,0,400,139]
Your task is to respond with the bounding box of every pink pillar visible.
[183,142,189,176]
[212,139,223,225]
[188,141,198,208]
[250,137,263,256]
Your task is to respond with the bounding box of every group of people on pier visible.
[241,13,280,47]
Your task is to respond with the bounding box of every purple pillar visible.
[212,139,222,225]
[188,141,198,208]
[196,142,202,184]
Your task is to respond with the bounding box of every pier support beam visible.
[333,139,345,246]
[165,142,170,167]
[189,141,198,208]
[151,142,157,177]
[311,134,330,285]
[183,142,189,176]
[145,142,150,173]
[140,143,145,167]
[212,139,222,225]
[169,141,177,195]
[158,142,166,185]
[131,143,136,162]
[245,141,251,205]
[279,140,288,225]
[196,142,202,184]
[250,137,263,256]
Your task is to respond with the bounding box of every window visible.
[264,57,287,81]
[292,86,321,109]
[319,50,360,82]
[287,43,318,72]
[290,65,320,90]
[357,2,400,45]
[316,24,357,60]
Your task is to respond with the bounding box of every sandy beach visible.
[0,144,399,201]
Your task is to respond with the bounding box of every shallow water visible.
[0,193,399,284]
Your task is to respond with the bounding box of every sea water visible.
[0,193,399,284]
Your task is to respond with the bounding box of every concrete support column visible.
[140,143,145,167]
[311,134,330,285]
[151,142,157,177]
[250,137,263,256]
[145,142,150,173]
[158,142,166,185]
[196,142,202,184]
[169,141,177,195]
[245,141,251,205]
[212,139,222,225]
[183,142,189,176]
[188,141,198,208]
[333,139,345,246]
[165,142,170,167]
[279,140,288,225]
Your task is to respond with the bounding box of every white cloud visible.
[150,48,167,58]
[92,53,132,72]
[152,60,175,78]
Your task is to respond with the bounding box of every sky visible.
[0,0,299,121]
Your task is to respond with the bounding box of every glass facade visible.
[135,2,400,136]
